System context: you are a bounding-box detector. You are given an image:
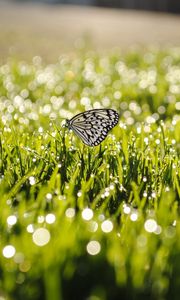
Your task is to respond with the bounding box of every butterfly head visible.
[64,119,71,129]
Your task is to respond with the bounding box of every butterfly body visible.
[66,109,119,146]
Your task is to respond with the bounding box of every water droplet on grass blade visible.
[29,176,36,185]
[88,221,98,232]
[123,204,131,214]
[130,212,138,222]
[27,224,34,233]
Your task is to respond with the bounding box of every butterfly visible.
[65,109,119,146]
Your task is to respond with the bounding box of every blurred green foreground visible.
[0,48,180,300]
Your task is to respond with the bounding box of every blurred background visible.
[0,0,180,62]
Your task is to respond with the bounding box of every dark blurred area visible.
[9,0,180,13]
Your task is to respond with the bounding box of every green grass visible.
[0,48,180,300]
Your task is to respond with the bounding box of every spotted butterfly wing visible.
[66,109,119,146]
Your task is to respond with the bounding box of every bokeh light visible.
[65,208,76,218]
[7,215,17,226]
[32,228,50,246]
[2,245,16,258]
[45,213,56,224]
[101,220,113,233]
[86,241,101,256]
[82,208,94,221]
[144,219,158,233]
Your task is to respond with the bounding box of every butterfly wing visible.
[68,109,119,146]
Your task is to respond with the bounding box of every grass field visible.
[0,48,180,300]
